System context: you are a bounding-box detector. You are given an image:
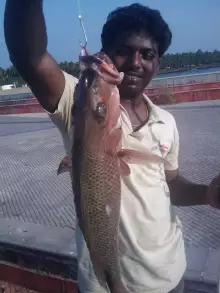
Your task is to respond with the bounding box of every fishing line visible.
[77,0,82,18]
[77,0,88,47]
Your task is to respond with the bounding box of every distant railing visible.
[1,71,220,103]
[149,71,220,87]
[0,92,33,102]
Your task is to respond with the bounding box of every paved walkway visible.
[0,101,220,248]
[0,115,75,229]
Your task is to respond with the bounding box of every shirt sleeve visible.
[164,117,179,171]
[45,71,78,154]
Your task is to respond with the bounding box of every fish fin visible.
[105,271,115,293]
[118,149,162,165]
[57,155,72,175]
[105,268,128,293]
[104,128,122,155]
[119,159,131,176]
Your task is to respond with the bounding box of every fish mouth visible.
[80,54,123,85]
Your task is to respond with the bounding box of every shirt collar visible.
[119,94,166,131]
[142,94,166,124]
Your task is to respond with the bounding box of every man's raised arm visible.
[4,0,65,113]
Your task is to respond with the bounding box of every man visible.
[4,2,220,293]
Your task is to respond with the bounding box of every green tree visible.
[1,50,220,86]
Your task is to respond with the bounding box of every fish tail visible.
[105,269,129,293]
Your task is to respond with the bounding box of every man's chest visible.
[121,120,174,159]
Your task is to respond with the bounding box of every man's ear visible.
[156,58,160,73]
[152,58,160,79]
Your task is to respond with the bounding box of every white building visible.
[0,83,16,91]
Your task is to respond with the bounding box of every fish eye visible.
[94,102,107,120]
[85,77,88,88]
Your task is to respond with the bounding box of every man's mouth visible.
[125,72,143,79]
[124,73,142,85]
[121,72,143,89]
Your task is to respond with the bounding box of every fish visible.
[57,52,162,293]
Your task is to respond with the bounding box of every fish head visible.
[76,52,124,130]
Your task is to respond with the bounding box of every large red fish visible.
[58,52,162,293]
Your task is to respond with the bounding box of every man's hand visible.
[206,173,220,209]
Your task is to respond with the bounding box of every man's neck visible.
[120,94,150,130]
[120,94,144,110]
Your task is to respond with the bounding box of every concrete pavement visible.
[1,100,220,290]
[1,101,220,248]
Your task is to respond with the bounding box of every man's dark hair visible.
[101,3,172,58]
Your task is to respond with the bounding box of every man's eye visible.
[141,51,155,61]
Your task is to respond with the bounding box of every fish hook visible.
[78,14,88,56]
[79,15,87,48]
[77,0,88,56]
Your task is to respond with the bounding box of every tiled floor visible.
[0,104,220,248]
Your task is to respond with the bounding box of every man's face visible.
[108,32,160,100]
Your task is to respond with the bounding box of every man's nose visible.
[131,51,142,69]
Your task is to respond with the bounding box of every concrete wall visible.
[0,80,220,115]
[0,262,77,293]
[0,101,43,115]
[145,81,220,105]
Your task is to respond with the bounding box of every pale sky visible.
[0,0,220,68]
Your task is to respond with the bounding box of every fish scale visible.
[69,53,129,293]
[74,145,123,291]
